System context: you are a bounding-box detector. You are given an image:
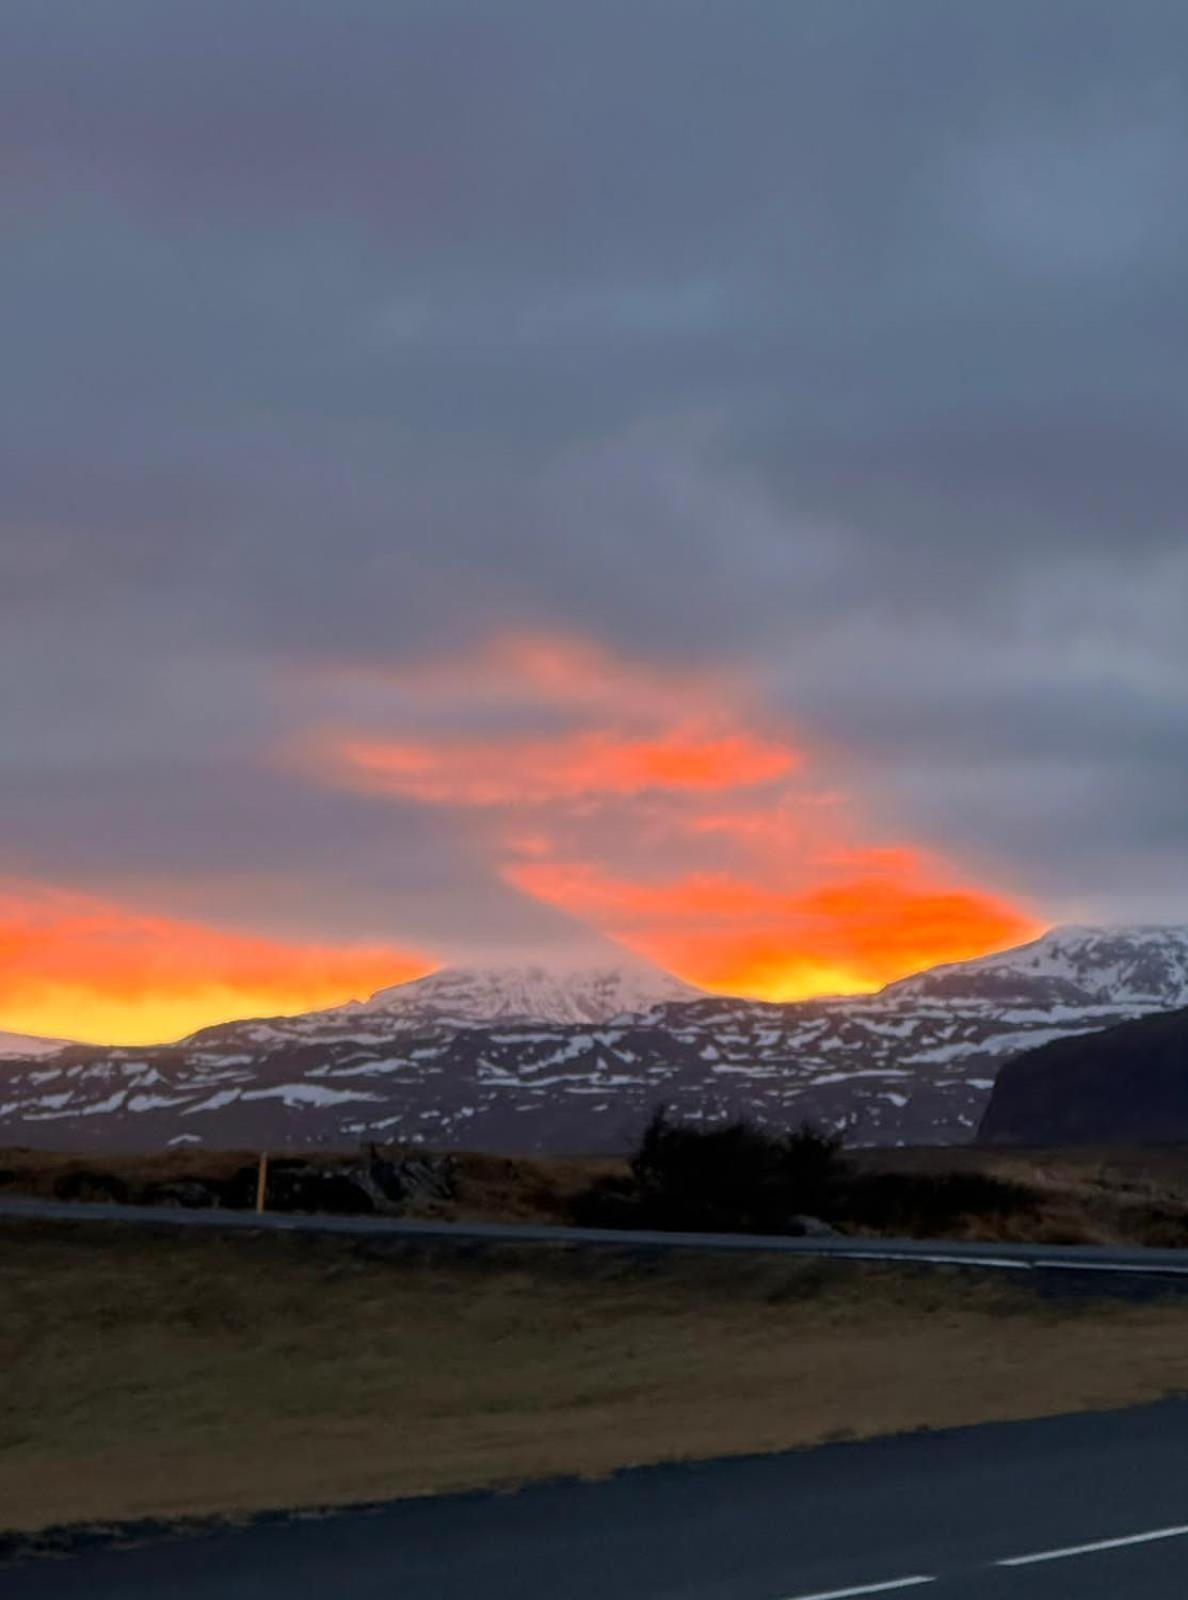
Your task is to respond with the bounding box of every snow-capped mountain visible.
[4,927,1188,1156]
[885,925,1188,1009]
[360,961,706,1025]
[0,1029,74,1059]
[182,961,706,1050]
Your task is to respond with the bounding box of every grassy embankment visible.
[9,1141,1188,1243]
[5,1212,1188,1536]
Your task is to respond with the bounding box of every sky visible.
[4,1,1188,1044]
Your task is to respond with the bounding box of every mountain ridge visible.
[182,959,706,1048]
[883,924,1188,1009]
[980,1003,1188,1145]
[0,1029,75,1059]
[5,925,1188,1155]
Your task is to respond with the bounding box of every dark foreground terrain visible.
[6,1214,1188,1540]
[10,1139,1188,1245]
[7,1399,1188,1598]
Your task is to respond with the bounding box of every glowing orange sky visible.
[0,882,430,1046]
[317,632,1042,1002]
[504,860,1035,999]
[5,634,1041,1042]
[336,728,797,805]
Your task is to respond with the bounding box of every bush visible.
[574,1109,848,1234]
[834,1170,1036,1234]
[569,1108,1046,1238]
[52,1170,130,1204]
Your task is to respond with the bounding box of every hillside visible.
[5,927,1188,1154]
[980,1006,1188,1146]
[0,1030,74,1060]
[182,959,706,1048]
[886,925,1188,1008]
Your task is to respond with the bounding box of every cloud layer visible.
[4,2,1187,1037]
[309,634,1036,998]
[0,882,428,1046]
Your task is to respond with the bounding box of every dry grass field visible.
[5,1215,1188,1537]
[0,1144,610,1224]
[850,1144,1188,1246]
[7,1141,1188,1243]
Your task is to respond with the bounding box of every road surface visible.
[5,1193,1188,1281]
[5,1401,1188,1596]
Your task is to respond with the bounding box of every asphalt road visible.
[6,1401,1188,1597]
[6,1193,1188,1281]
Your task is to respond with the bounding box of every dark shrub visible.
[569,1173,644,1229]
[570,1108,1046,1238]
[836,1170,1036,1234]
[263,1160,375,1215]
[139,1179,222,1209]
[225,1158,382,1215]
[53,1170,130,1204]
[577,1109,848,1234]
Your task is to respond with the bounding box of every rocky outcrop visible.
[979,1006,1188,1145]
[48,1148,457,1216]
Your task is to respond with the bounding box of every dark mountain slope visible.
[979,1006,1188,1145]
[8,928,1188,1156]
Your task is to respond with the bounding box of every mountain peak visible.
[353,959,706,1028]
[883,924,1188,1009]
[0,1028,73,1059]
[15,922,1188,1156]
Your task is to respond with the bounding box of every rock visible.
[262,1161,376,1215]
[789,1214,839,1237]
[365,1145,456,1209]
[200,1150,457,1217]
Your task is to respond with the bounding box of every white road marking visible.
[837,1250,1032,1271]
[782,1577,936,1599]
[1038,1259,1188,1276]
[998,1523,1188,1566]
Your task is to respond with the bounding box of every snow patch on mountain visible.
[346,961,705,1027]
[883,924,1188,1009]
[0,1030,72,1059]
[183,959,706,1048]
[7,926,1188,1155]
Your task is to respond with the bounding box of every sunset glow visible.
[1,624,1043,1043]
[301,631,1042,1006]
[335,728,797,805]
[7,0,1179,1070]
[0,883,432,1045]
[504,861,1038,1000]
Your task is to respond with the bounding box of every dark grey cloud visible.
[5,0,1188,950]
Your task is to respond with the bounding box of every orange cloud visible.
[0,882,431,1046]
[314,630,736,726]
[333,727,797,807]
[299,630,1041,1001]
[504,859,1037,1000]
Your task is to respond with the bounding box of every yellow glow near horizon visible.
[0,882,432,1047]
[1,982,414,1048]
